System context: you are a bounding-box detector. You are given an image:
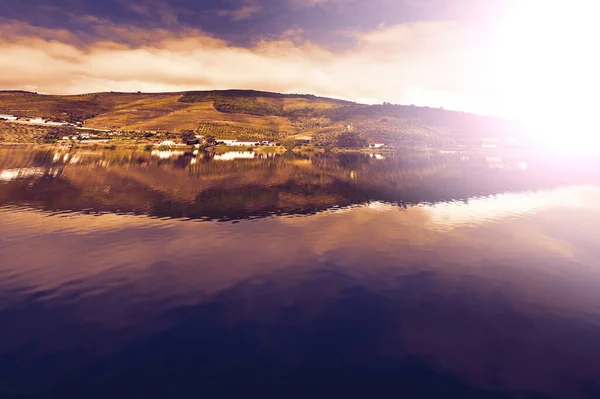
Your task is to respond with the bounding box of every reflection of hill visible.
[1,149,598,220]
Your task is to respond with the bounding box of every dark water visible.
[2,147,600,398]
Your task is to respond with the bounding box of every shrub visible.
[336,131,368,148]
[283,138,297,151]
[181,130,197,144]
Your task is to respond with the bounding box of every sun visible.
[487,0,600,154]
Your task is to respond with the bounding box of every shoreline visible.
[0,142,405,154]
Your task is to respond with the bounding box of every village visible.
[0,112,394,151]
[0,112,508,154]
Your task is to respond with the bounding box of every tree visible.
[336,131,367,148]
[43,126,76,143]
[204,135,216,146]
[283,138,297,151]
[42,128,62,143]
[181,130,197,144]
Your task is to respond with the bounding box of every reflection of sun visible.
[489,1,600,154]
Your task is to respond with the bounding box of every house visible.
[369,143,385,149]
[481,138,498,149]
[0,114,17,121]
[159,140,176,147]
[293,136,312,145]
[29,117,46,124]
[216,139,236,146]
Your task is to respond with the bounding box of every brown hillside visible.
[0,90,520,145]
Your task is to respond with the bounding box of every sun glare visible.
[489,1,600,154]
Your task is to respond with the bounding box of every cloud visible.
[217,5,262,20]
[119,0,180,26]
[0,18,499,114]
[288,0,353,8]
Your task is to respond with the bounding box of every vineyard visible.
[196,122,293,141]
[0,90,521,147]
[0,121,57,143]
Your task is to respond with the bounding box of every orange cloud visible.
[0,18,496,113]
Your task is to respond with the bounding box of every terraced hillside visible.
[0,121,69,144]
[0,90,520,146]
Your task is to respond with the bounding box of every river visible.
[1,148,600,398]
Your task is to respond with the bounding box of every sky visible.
[0,0,598,121]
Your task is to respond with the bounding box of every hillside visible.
[0,90,519,146]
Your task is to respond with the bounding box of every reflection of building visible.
[151,150,185,159]
[486,157,504,169]
[213,151,256,161]
[0,168,47,181]
[481,138,498,149]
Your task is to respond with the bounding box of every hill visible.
[0,90,520,146]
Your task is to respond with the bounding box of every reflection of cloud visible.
[2,184,599,311]
[420,185,600,229]
[3,186,600,398]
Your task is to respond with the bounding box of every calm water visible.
[2,148,600,398]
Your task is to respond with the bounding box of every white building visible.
[370,143,385,149]
[0,114,17,121]
[29,118,46,124]
[159,140,176,147]
[481,138,499,149]
[216,139,259,146]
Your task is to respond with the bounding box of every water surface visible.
[1,148,600,398]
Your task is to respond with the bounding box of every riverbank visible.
[0,141,402,154]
